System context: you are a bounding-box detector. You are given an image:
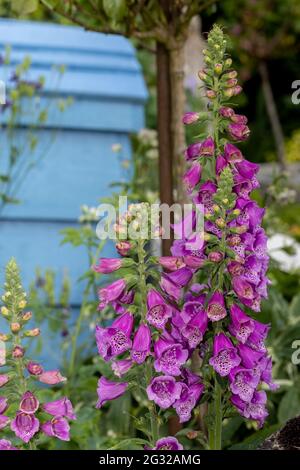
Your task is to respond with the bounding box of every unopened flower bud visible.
[0,333,10,341]
[12,346,25,358]
[187,431,199,440]
[208,251,224,263]
[223,87,234,98]
[216,218,226,228]
[227,70,237,79]
[233,85,242,96]
[232,209,241,216]
[24,328,40,337]
[203,233,211,241]
[11,322,21,333]
[206,90,216,99]
[225,78,238,88]
[222,198,229,205]
[18,300,27,309]
[182,112,199,125]
[204,55,212,65]
[214,63,223,74]
[232,225,248,234]
[212,204,220,213]
[27,361,44,376]
[1,306,9,317]
[198,70,208,81]
[224,58,232,67]
[22,311,32,322]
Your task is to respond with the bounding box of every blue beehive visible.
[0,19,147,310]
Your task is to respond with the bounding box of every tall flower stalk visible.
[94,25,277,451]
[0,259,75,450]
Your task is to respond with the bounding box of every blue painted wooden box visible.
[0,19,147,307]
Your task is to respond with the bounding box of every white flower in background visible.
[111,143,122,153]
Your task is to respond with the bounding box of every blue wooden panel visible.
[0,129,132,220]
[0,220,116,303]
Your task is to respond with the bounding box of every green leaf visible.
[108,438,148,450]
[103,0,127,21]
[278,388,300,423]
[229,424,281,450]
[12,0,38,16]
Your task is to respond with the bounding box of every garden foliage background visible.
[0,0,300,450]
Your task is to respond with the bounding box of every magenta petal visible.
[11,412,39,443]
[96,377,128,409]
[43,397,76,420]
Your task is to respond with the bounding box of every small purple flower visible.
[131,324,151,364]
[181,311,208,349]
[185,142,202,160]
[259,356,279,391]
[146,289,173,329]
[11,412,39,443]
[154,337,188,376]
[112,359,132,377]
[224,143,243,162]
[158,256,185,271]
[232,276,254,302]
[19,391,39,415]
[38,370,67,385]
[166,267,193,288]
[41,417,70,441]
[209,333,241,377]
[173,382,204,423]
[0,439,17,450]
[43,397,76,420]
[182,112,199,125]
[96,377,128,409]
[27,361,44,376]
[95,312,133,361]
[231,390,268,428]
[93,258,122,274]
[200,137,215,156]
[183,162,202,193]
[146,376,182,409]
[228,123,250,141]
[231,114,248,125]
[229,304,254,343]
[219,106,235,118]
[153,436,183,450]
[98,278,126,310]
[229,366,259,402]
[246,321,270,352]
[206,291,227,322]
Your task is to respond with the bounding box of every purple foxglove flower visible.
[209,333,241,377]
[183,255,205,269]
[181,298,206,323]
[172,210,196,240]
[228,123,250,141]
[231,390,268,428]
[182,112,199,125]
[159,256,185,271]
[153,436,183,450]
[206,291,227,322]
[246,320,270,352]
[229,366,259,402]
[238,343,265,369]
[259,356,279,391]
[98,278,126,310]
[146,289,173,329]
[96,377,128,409]
[173,382,204,423]
[194,180,217,207]
[235,159,259,180]
[185,142,202,160]
[232,276,254,303]
[235,198,265,231]
[146,375,182,409]
[0,415,9,429]
[131,324,151,364]
[0,397,8,414]
[93,258,122,274]
[38,370,67,385]
[166,267,193,287]
[11,412,39,443]
[0,439,18,450]
[219,106,235,118]
[41,417,70,441]
[112,359,132,377]
[43,397,76,420]
[95,312,133,361]
[183,162,202,193]
[154,337,188,376]
[19,391,39,414]
[231,114,248,125]
[229,304,255,343]
[208,251,224,263]
[224,143,243,162]
[0,374,9,387]
[27,361,44,376]
[116,240,132,256]
[216,155,228,175]
[200,136,215,156]
[181,311,208,349]
[160,274,181,302]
